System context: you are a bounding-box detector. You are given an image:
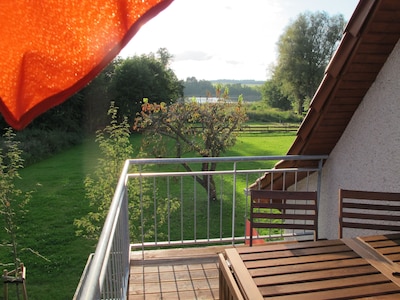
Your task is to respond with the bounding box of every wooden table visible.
[219,234,400,299]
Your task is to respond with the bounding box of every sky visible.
[119,0,360,81]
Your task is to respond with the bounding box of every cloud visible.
[226,60,241,66]
[174,50,213,62]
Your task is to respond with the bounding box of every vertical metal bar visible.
[317,159,323,207]
[167,176,171,244]
[244,174,249,242]
[232,162,237,246]
[316,159,324,240]
[283,171,286,191]
[121,190,129,298]
[194,175,197,242]
[220,175,223,241]
[121,186,130,297]
[111,236,118,299]
[116,217,124,298]
[103,262,110,299]
[270,172,274,190]
[207,174,210,241]
[180,176,184,243]
[153,177,157,246]
[110,243,116,298]
[139,166,144,257]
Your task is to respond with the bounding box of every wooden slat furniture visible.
[339,189,400,238]
[359,233,400,265]
[219,234,400,299]
[249,190,318,245]
[218,253,244,300]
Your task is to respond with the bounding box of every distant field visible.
[0,132,295,299]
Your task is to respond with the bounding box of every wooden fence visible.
[236,124,299,134]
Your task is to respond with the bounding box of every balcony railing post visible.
[232,162,237,246]
[315,158,324,241]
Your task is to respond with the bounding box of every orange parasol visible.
[0,0,173,130]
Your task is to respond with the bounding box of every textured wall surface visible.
[312,39,400,239]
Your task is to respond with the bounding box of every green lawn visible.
[228,133,295,157]
[0,140,100,300]
[0,133,295,299]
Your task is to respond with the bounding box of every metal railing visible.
[74,155,327,299]
[74,161,131,300]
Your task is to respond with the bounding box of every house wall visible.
[312,39,400,239]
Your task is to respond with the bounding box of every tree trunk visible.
[194,174,217,201]
[181,162,218,201]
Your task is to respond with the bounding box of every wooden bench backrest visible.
[249,190,318,246]
[338,189,400,238]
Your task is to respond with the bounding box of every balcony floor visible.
[129,245,235,300]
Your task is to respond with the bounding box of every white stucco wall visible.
[315,39,400,239]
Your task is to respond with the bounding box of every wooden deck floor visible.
[129,245,234,300]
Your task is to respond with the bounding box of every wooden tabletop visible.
[223,234,400,299]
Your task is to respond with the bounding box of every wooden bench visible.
[249,190,318,246]
[339,189,400,238]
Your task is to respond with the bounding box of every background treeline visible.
[184,77,262,101]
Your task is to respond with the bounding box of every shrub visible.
[245,103,303,123]
[12,129,83,166]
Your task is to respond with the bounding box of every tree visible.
[262,78,292,110]
[134,94,248,201]
[183,77,215,98]
[74,102,178,241]
[81,58,122,132]
[273,11,345,114]
[0,128,34,298]
[183,78,262,101]
[110,49,183,124]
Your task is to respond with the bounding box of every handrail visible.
[127,155,328,165]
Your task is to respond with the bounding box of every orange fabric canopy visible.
[0,0,173,130]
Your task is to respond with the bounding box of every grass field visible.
[0,132,295,299]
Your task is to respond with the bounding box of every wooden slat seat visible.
[339,189,400,238]
[249,190,318,246]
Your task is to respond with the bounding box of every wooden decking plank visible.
[131,244,231,262]
[129,246,222,300]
